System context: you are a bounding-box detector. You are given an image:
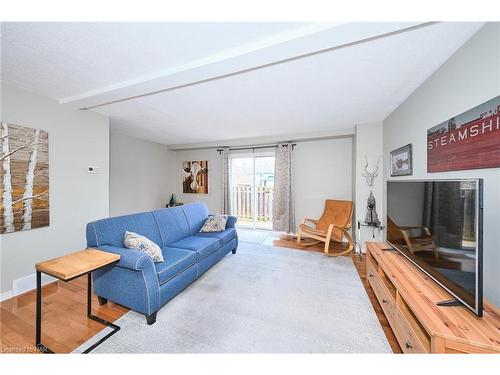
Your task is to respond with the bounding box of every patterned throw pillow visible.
[124,231,164,263]
[200,215,228,233]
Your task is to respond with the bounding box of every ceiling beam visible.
[60,22,431,110]
[167,128,356,151]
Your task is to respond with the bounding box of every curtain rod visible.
[170,133,353,151]
[216,143,296,154]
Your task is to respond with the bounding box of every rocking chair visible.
[297,199,354,257]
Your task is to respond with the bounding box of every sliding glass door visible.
[230,153,274,229]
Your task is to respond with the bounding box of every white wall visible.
[110,130,176,216]
[355,122,383,248]
[174,137,353,228]
[383,23,500,306]
[294,138,353,224]
[0,84,109,295]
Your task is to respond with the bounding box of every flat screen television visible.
[386,179,483,316]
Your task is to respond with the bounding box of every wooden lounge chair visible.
[297,199,354,257]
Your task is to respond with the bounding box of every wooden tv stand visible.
[366,242,500,353]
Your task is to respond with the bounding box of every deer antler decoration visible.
[362,155,380,187]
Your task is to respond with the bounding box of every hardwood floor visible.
[0,277,128,354]
[1,234,401,354]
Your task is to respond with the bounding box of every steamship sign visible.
[427,95,500,172]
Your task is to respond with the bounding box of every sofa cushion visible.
[87,212,162,248]
[200,215,228,232]
[124,231,164,262]
[195,228,237,247]
[155,247,197,285]
[181,203,209,234]
[152,207,191,245]
[169,236,220,260]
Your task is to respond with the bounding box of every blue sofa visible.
[86,202,238,324]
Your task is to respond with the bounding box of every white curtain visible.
[221,147,231,215]
[272,143,295,233]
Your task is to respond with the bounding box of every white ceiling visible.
[1,22,483,145]
[2,22,316,98]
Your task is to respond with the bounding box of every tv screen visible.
[386,179,483,316]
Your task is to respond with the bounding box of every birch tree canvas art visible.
[0,122,49,233]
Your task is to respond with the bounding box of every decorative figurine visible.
[169,193,176,206]
[365,191,380,226]
[362,155,380,187]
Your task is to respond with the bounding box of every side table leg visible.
[83,272,120,354]
[87,273,92,317]
[35,270,53,353]
[36,270,41,347]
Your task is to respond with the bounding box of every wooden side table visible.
[35,249,120,354]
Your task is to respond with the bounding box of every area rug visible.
[236,228,272,244]
[74,242,391,353]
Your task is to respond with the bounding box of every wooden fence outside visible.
[231,185,273,223]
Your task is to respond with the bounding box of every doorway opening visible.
[230,153,274,229]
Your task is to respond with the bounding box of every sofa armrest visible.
[226,215,237,228]
[96,245,154,271]
[91,245,160,315]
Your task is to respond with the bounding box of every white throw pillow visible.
[124,231,164,262]
[200,215,228,233]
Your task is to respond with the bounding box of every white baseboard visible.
[0,290,13,302]
[0,273,57,302]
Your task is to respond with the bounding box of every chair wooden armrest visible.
[327,224,352,240]
[299,224,326,236]
[329,224,348,231]
[303,217,319,225]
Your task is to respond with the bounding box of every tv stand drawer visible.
[367,259,396,324]
[394,309,428,353]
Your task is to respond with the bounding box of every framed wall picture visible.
[427,95,500,172]
[390,144,413,177]
[1,122,49,234]
[182,160,208,194]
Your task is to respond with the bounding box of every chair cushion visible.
[195,228,237,246]
[316,199,353,242]
[155,247,197,285]
[169,236,220,260]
